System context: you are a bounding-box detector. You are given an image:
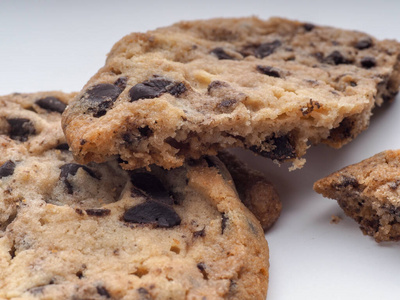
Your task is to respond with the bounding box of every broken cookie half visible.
[314,150,400,242]
[63,17,400,170]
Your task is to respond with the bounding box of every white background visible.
[1,1,400,299]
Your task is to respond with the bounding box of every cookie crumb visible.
[330,215,342,224]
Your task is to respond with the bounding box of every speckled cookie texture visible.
[62,17,400,170]
[314,150,400,242]
[0,93,269,299]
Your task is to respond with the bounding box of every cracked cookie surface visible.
[314,150,400,242]
[0,92,269,299]
[62,17,400,170]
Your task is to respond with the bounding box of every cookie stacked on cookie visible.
[2,16,400,299]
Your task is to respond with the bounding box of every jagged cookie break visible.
[62,17,400,170]
[314,150,400,242]
[0,92,269,299]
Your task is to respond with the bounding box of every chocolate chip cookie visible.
[62,17,400,170]
[1,92,269,299]
[314,150,400,242]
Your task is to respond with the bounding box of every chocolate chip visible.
[137,287,152,299]
[221,213,228,234]
[210,47,235,60]
[123,200,181,228]
[55,143,69,150]
[0,160,16,179]
[256,65,281,78]
[129,79,186,102]
[96,286,111,298]
[85,209,111,217]
[334,176,360,189]
[250,135,296,162]
[350,81,357,87]
[193,227,206,238]
[60,163,100,194]
[361,56,376,69]
[82,83,123,117]
[207,80,229,93]
[355,37,373,50]
[255,40,281,58]
[204,156,218,168]
[138,126,153,137]
[130,172,173,205]
[35,96,67,113]
[303,23,315,32]
[7,118,36,141]
[114,76,128,90]
[197,262,208,280]
[217,99,237,108]
[327,117,355,142]
[323,51,350,65]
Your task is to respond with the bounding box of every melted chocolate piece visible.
[361,56,376,69]
[85,209,111,217]
[256,65,282,78]
[255,40,281,58]
[303,23,315,32]
[114,76,128,90]
[129,79,186,102]
[55,143,70,150]
[0,160,15,178]
[250,135,296,162]
[355,37,373,50]
[210,47,235,60]
[96,286,111,298]
[123,200,181,228]
[82,83,123,117]
[35,96,66,113]
[60,163,100,194]
[323,51,350,65]
[130,172,173,205]
[7,118,36,141]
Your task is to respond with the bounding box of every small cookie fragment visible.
[314,150,400,242]
[217,150,281,232]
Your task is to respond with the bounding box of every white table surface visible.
[1,1,400,299]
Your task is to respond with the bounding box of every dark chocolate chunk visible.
[361,56,376,69]
[197,262,208,280]
[60,163,100,194]
[257,65,282,78]
[303,23,315,32]
[210,47,235,60]
[255,40,281,58]
[138,126,153,137]
[85,209,111,217]
[207,80,229,93]
[137,287,152,299]
[114,76,128,90]
[217,99,237,108]
[0,160,16,178]
[250,135,296,162]
[355,37,373,50]
[123,200,181,228]
[327,117,355,142]
[55,143,70,150]
[96,285,111,298]
[129,79,186,102]
[350,81,357,87]
[35,96,67,113]
[323,51,349,65]
[193,227,206,238]
[130,172,173,205]
[167,82,187,96]
[82,83,122,117]
[221,213,228,234]
[7,118,36,141]
[334,175,360,189]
